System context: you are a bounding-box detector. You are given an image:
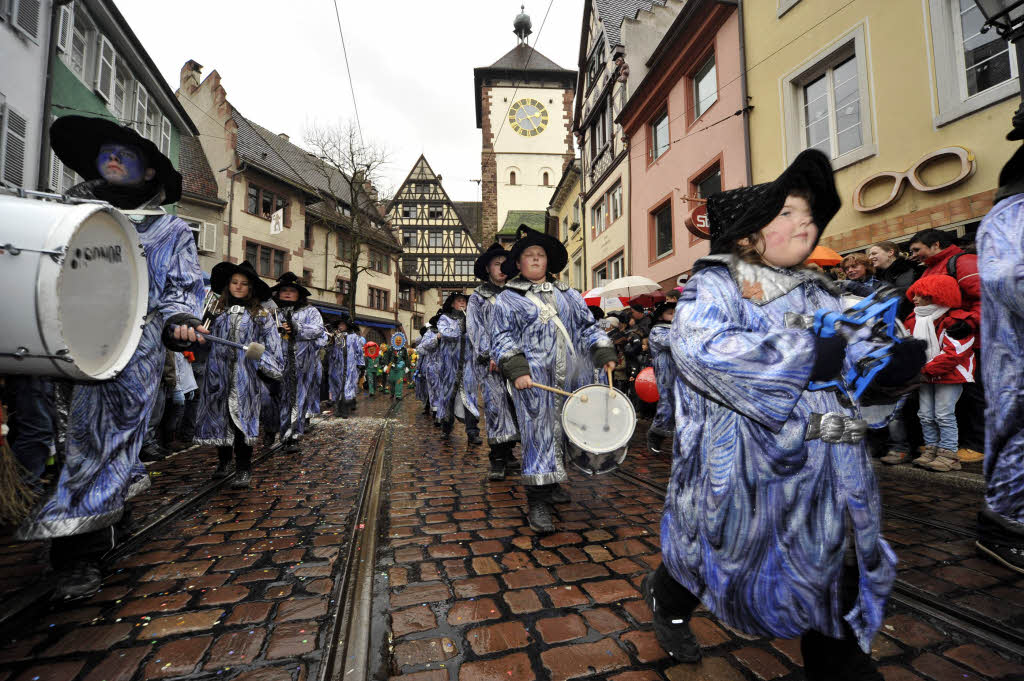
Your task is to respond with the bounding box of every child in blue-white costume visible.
[328,316,364,418]
[492,226,617,534]
[645,300,675,455]
[194,261,283,489]
[17,116,205,599]
[645,150,925,681]
[436,294,482,445]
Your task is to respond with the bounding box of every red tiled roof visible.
[179,136,222,203]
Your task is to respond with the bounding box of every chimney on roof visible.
[278,133,289,142]
[180,59,203,91]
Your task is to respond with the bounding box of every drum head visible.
[561,384,636,454]
[56,206,147,378]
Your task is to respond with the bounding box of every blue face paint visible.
[96,143,148,185]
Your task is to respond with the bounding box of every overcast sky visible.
[115,0,584,202]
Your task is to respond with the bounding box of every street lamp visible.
[973,0,1024,137]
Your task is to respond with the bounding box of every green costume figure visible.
[388,346,409,399]
[364,353,380,396]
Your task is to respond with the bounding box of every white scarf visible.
[912,304,950,361]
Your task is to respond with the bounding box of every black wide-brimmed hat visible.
[652,300,676,321]
[210,260,271,301]
[428,314,441,327]
[442,292,468,313]
[500,225,568,277]
[270,271,312,299]
[475,242,508,281]
[706,149,840,255]
[50,115,182,204]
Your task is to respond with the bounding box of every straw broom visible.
[0,396,39,526]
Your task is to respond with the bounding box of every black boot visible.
[549,484,570,504]
[139,442,167,462]
[488,447,506,481]
[263,430,276,447]
[336,399,349,420]
[213,448,232,479]
[53,560,103,601]
[647,431,665,455]
[441,421,452,440]
[467,431,483,446]
[231,470,252,489]
[641,565,702,663]
[526,486,555,534]
[800,630,883,681]
[231,446,253,489]
[977,509,1024,575]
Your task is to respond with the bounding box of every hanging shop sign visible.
[684,202,710,240]
[852,146,976,213]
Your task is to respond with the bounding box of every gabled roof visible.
[474,44,577,127]
[389,155,484,251]
[179,135,223,204]
[595,0,666,50]
[499,210,548,236]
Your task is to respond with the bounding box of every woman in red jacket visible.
[905,275,977,472]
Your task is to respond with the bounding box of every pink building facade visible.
[620,1,748,290]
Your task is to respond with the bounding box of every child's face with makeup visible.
[748,195,819,268]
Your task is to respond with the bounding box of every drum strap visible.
[121,209,166,217]
[525,291,575,356]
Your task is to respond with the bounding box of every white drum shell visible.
[561,384,637,454]
[0,196,148,380]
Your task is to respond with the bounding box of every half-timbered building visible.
[388,155,484,334]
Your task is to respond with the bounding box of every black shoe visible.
[54,561,102,601]
[488,459,506,481]
[263,431,276,447]
[285,439,301,454]
[641,572,702,663]
[230,470,252,489]
[647,432,665,455]
[801,630,882,681]
[213,462,232,479]
[549,485,570,504]
[139,443,167,462]
[976,539,1024,575]
[527,500,555,534]
[467,433,483,446]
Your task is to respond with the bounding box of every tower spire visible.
[514,5,532,44]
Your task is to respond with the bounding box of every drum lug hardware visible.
[1,243,66,262]
[0,347,75,363]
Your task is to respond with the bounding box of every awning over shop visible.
[357,319,397,330]
[311,303,396,329]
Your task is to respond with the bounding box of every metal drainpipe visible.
[225,163,242,262]
[37,0,74,191]
[737,0,754,186]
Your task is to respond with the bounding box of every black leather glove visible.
[162,314,203,351]
[945,319,972,340]
[873,339,927,386]
[809,335,848,381]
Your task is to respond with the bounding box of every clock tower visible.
[474,8,577,245]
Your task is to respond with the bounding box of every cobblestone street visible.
[3,396,1024,681]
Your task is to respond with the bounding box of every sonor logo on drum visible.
[71,245,123,269]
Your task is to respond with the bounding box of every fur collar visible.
[505,275,570,295]
[474,281,504,299]
[693,254,839,305]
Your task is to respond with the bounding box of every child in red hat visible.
[905,274,978,472]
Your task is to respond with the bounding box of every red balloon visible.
[635,366,659,403]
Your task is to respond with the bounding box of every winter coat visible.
[920,245,981,321]
[664,254,896,652]
[467,282,519,445]
[904,310,976,384]
[328,331,365,401]
[977,193,1024,523]
[276,304,327,439]
[436,311,479,423]
[876,257,920,291]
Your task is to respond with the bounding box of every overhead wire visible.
[332,0,365,147]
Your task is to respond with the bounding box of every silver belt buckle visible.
[806,412,867,444]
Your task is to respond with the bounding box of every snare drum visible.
[0,195,148,380]
[561,384,637,475]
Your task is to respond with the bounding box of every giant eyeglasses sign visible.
[852,146,976,213]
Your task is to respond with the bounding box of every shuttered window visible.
[56,3,73,53]
[95,35,116,102]
[160,117,171,155]
[12,0,41,41]
[133,84,148,136]
[1,103,28,187]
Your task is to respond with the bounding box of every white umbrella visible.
[581,286,627,309]
[600,275,661,299]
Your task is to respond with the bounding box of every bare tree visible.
[302,121,396,312]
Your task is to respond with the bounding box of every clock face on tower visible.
[508,98,549,137]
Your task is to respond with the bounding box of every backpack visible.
[946,253,963,280]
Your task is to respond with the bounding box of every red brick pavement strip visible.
[380,401,1021,681]
[0,398,394,681]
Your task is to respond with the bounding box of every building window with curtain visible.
[652,203,673,259]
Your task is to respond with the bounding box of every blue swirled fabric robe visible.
[647,322,675,439]
[978,194,1024,523]
[328,331,365,402]
[436,312,479,423]
[468,283,519,445]
[663,255,896,652]
[414,336,431,403]
[492,278,612,485]
[417,331,438,408]
[195,307,283,445]
[277,304,326,440]
[19,212,204,539]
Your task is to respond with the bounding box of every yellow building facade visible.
[743,0,1020,252]
[549,159,585,290]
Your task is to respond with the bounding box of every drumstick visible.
[606,367,613,395]
[171,325,265,360]
[531,382,588,402]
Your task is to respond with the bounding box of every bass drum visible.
[0,195,148,381]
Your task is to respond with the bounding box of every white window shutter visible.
[1,105,28,187]
[11,0,41,41]
[199,222,217,253]
[49,150,63,192]
[56,3,73,53]
[94,36,116,102]
[133,83,148,135]
[160,117,171,155]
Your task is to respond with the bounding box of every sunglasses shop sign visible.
[852,146,976,213]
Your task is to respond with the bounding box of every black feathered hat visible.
[270,271,312,299]
[442,291,468,313]
[652,300,676,321]
[50,115,182,204]
[428,313,441,327]
[706,149,840,255]
[500,225,568,277]
[475,242,508,281]
[587,305,605,320]
[210,260,271,301]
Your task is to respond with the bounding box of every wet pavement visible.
[2,393,1024,681]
